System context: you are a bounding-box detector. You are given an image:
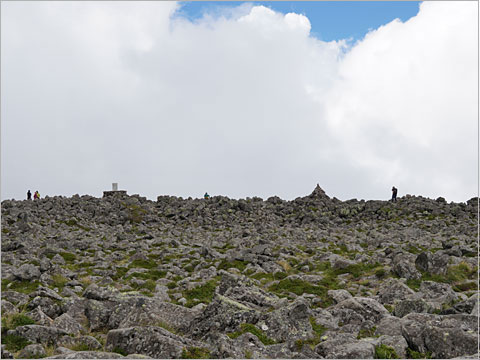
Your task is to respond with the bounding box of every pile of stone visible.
[1,186,478,358]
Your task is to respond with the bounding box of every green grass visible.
[69,343,91,351]
[227,323,276,345]
[268,278,337,308]
[309,317,327,337]
[128,259,158,269]
[51,274,69,292]
[112,267,129,280]
[127,269,167,281]
[183,279,218,308]
[181,347,211,359]
[250,272,287,282]
[407,262,478,291]
[406,348,432,359]
[2,280,40,294]
[59,252,76,263]
[217,259,248,272]
[357,326,377,339]
[2,313,35,330]
[375,344,399,359]
[1,333,31,352]
[112,346,128,356]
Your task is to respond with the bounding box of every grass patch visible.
[217,259,248,272]
[59,252,76,263]
[250,272,287,282]
[183,279,218,308]
[3,280,40,294]
[112,267,128,281]
[406,348,432,359]
[112,346,128,356]
[268,278,337,308]
[181,346,211,359]
[227,323,276,345]
[127,269,167,281]
[51,274,69,292]
[1,333,31,352]
[357,326,377,339]
[407,262,478,291]
[128,259,157,269]
[375,344,399,359]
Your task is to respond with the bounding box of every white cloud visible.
[1,1,477,202]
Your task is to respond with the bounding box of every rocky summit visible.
[1,186,478,359]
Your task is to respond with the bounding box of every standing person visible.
[34,191,40,200]
[204,192,210,199]
[27,190,32,200]
[391,186,398,202]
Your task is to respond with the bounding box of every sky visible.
[1,1,478,203]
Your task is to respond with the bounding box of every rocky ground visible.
[1,185,478,359]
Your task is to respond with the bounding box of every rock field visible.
[1,185,478,359]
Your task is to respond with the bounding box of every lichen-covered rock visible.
[57,335,103,350]
[10,325,68,346]
[105,326,207,358]
[17,344,46,359]
[376,278,416,305]
[52,313,85,336]
[401,313,478,358]
[46,351,125,359]
[260,297,314,342]
[328,289,352,304]
[392,253,421,280]
[394,299,431,318]
[108,296,196,331]
[315,334,375,359]
[1,345,14,359]
[188,295,261,339]
[1,300,18,315]
[13,264,41,281]
[418,281,458,305]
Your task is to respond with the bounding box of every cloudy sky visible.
[1,1,477,202]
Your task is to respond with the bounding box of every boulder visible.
[17,344,46,359]
[377,278,416,305]
[394,299,431,318]
[328,289,353,304]
[392,253,421,280]
[52,313,84,335]
[46,351,125,359]
[401,313,478,358]
[105,326,207,358]
[418,281,458,305]
[57,335,103,350]
[10,325,68,346]
[315,334,375,359]
[261,297,314,342]
[12,263,41,280]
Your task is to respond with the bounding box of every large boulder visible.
[9,325,68,346]
[105,326,207,358]
[315,333,375,359]
[401,313,478,358]
[261,297,314,342]
[376,278,416,305]
[108,296,197,331]
[392,253,421,280]
[188,295,261,339]
[12,264,41,280]
[52,313,85,336]
[17,344,46,359]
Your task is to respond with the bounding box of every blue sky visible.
[176,1,421,41]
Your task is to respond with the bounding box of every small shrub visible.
[375,344,399,359]
[357,326,377,339]
[51,274,69,292]
[128,259,157,269]
[6,280,40,294]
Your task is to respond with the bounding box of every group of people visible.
[27,190,40,200]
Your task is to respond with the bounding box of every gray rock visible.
[12,263,41,280]
[52,313,84,335]
[17,344,46,359]
[377,278,416,305]
[46,351,125,359]
[26,307,54,327]
[1,300,18,315]
[105,326,207,358]
[418,281,458,305]
[315,334,375,359]
[57,335,103,350]
[392,253,421,280]
[10,325,68,346]
[401,313,478,358]
[394,299,431,318]
[374,316,403,336]
[328,289,353,304]
[1,345,14,359]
